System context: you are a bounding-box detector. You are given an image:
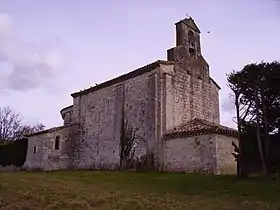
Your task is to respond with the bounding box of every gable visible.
[182,18,201,33]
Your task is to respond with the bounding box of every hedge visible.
[0,138,28,167]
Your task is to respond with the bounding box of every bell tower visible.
[167,17,202,61]
[164,16,220,128]
[176,17,201,55]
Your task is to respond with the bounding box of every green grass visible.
[0,171,279,209]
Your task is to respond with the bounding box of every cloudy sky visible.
[0,0,279,129]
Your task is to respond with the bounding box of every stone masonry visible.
[164,118,238,174]
[24,17,238,174]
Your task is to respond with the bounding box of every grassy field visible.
[0,171,279,210]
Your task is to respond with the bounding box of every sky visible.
[0,0,279,129]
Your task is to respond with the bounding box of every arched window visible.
[55,135,61,150]
[188,31,196,55]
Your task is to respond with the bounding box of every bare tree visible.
[119,119,145,171]
[0,106,21,142]
[13,123,45,140]
[0,106,44,144]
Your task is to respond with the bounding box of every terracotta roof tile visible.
[164,118,238,140]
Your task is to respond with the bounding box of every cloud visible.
[0,13,63,91]
[221,96,235,112]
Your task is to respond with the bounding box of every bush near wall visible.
[0,138,28,167]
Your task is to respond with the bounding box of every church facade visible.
[24,18,238,174]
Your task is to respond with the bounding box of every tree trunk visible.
[234,91,246,177]
[120,158,127,171]
[260,91,270,172]
[255,88,267,176]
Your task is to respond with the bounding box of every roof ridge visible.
[71,60,174,97]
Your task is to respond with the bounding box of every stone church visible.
[24,17,238,174]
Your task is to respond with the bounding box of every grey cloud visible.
[0,13,63,92]
[221,95,235,113]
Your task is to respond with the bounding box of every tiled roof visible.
[71,60,174,97]
[164,118,238,140]
[60,105,73,114]
[26,123,78,137]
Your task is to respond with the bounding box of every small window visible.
[55,136,61,150]
[33,146,37,154]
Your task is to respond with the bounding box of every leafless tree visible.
[0,106,21,142]
[13,123,45,140]
[0,106,44,144]
[119,119,146,171]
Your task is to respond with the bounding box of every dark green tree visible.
[227,61,280,176]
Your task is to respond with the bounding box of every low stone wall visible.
[164,133,237,174]
[164,134,216,173]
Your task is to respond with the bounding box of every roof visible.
[70,58,220,97]
[60,105,73,114]
[210,78,221,90]
[26,123,78,137]
[164,118,238,140]
[71,60,174,97]
[175,17,201,33]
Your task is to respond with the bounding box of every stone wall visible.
[24,134,45,170]
[164,134,237,174]
[215,134,238,174]
[71,66,163,170]
[165,19,220,129]
[23,125,78,171]
[171,51,220,126]
[61,105,73,125]
[164,134,216,173]
[65,56,220,172]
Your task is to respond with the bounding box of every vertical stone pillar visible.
[145,74,157,168]
[71,95,82,167]
[154,72,164,171]
[164,73,174,131]
[113,84,125,168]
